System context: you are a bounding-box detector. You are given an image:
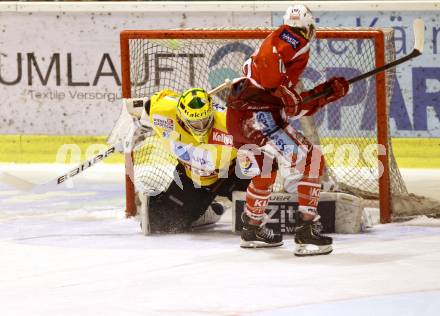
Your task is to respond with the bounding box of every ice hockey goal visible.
[119,27,436,223]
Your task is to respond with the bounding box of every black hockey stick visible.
[302,19,424,104]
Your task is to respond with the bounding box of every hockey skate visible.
[240,213,283,248]
[294,215,333,256]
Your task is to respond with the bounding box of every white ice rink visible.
[1,164,440,316]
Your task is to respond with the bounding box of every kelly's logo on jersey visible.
[279,30,300,49]
[210,129,233,146]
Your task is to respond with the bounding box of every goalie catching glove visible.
[273,76,349,117]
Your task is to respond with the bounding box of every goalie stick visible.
[0,80,233,192]
[302,19,425,104]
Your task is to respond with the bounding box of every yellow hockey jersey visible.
[148,89,236,186]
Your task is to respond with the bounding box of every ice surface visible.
[1,164,440,315]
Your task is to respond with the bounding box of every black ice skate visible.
[240,213,283,248]
[294,215,333,256]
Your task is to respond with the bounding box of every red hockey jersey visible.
[244,25,310,90]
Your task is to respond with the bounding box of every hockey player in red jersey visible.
[226,4,349,256]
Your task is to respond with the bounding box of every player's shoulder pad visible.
[282,24,308,40]
[151,89,179,103]
[151,89,179,113]
[150,89,179,131]
[277,25,307,49]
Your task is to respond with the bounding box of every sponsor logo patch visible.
[172,141,216,173]
[186,165,218,177]
[255,112,277,135]
[152,114,174,130]
[268,130,298,156]
[238,154,252,170]
[173,143,191,162]
[193,155,209,166]
[279,30,300,49]
[210,128,233,146]
[237,151,261,177]
[234,199,336,234]
[162,130,172,138]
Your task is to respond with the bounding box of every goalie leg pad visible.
[146,165,216,233]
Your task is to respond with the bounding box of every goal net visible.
[117,27,440,223]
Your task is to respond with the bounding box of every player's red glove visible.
[299,77,349,115]
[322,76,349,104]
[272,85,302,117]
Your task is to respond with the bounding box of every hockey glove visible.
[299,77,349,115]
[322,76,349,104]
[302,77,349,107]
[272,85,302,117]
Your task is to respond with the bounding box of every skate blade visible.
[240,239,284,249]
[294,244,333,257]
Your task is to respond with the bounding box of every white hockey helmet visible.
[283,4,316,41]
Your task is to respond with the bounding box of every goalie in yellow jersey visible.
[137,87,251,233]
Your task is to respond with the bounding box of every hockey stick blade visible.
[413,18,425,54]
[0,172,38,191]
[0,146,116,192]
[348,19,424,85]
[302,19,425,104]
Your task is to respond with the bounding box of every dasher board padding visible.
[232,191,363,234]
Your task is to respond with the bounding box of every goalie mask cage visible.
[119,28,439,224]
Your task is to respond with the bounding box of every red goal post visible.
[119,27,402,223]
